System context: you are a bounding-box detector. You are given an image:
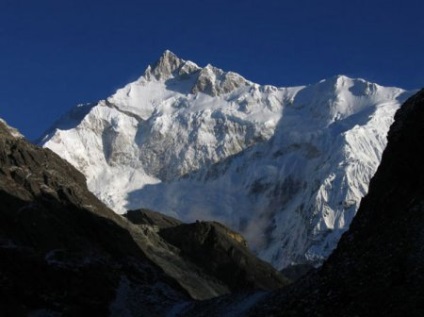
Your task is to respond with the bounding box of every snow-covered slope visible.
[41,50,413,269]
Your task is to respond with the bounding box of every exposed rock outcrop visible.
[126,209,290,292]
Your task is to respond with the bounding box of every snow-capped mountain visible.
[41,50,413,269]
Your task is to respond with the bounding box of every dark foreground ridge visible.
[0,125,287,316]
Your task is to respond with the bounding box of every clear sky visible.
[1,0,423,139]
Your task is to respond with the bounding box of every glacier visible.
[41,50,414,269]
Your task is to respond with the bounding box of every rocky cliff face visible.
[0,119,287,316]
[41,51,413,269]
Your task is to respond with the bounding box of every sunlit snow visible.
[42,51,414,269]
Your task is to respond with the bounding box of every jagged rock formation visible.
[0,119,288,315]
[181,88,424,317]
[41,50,414,269]
[143,50,250,96]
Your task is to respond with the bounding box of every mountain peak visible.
[144,50,185,81]
[143,50,203,82]
[141,51,249,96]
[159,49,180,65]
[317,74,353,87]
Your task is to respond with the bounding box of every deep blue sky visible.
[1,0,423,139]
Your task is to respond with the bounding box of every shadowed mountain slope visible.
[0,119,189,316]
[0,122,287,315]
